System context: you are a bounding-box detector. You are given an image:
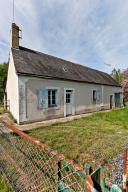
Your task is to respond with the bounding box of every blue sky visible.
[0,0,128,73]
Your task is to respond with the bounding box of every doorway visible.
[64,89,74,117]
[115,93,121,108]
[66,90,73,116]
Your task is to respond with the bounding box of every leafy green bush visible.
[0,62,8,103]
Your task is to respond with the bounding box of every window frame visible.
[37,87,60,109]
[48,89,57,108]
[92,90,101,102]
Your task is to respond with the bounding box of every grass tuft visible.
[0,175,12,192]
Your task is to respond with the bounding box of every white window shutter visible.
[56,89,60,107]
[37,89,42,108]
[42,89,48,108]
[37,89,48,109]
[96,90,100,101]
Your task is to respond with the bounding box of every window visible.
[93,90,97,102]
[48,90,57,107]
[37,89,58,109]
[66,93,71,103]
[93,90,101,102]
[66,90,72,103]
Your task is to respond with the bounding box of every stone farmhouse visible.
[5,23,123,124]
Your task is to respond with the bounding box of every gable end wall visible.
[6,51,19,123]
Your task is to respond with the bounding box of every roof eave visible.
[17,72,122,88]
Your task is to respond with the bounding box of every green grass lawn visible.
[28,105,128,168]
[0,175,12,192]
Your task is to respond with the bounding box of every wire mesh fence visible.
[0,120,87,192]
[0,119,128,192]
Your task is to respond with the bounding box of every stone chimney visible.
[10,23,20,49]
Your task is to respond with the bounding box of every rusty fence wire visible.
[0,120,128,192]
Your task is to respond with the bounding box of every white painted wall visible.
[18,75,123,124]
[6,51,19,123]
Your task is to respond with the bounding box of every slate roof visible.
[12,46,120,87]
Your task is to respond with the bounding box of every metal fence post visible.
[58,160,61,181]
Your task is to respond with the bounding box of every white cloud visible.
[0,0,128,73]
